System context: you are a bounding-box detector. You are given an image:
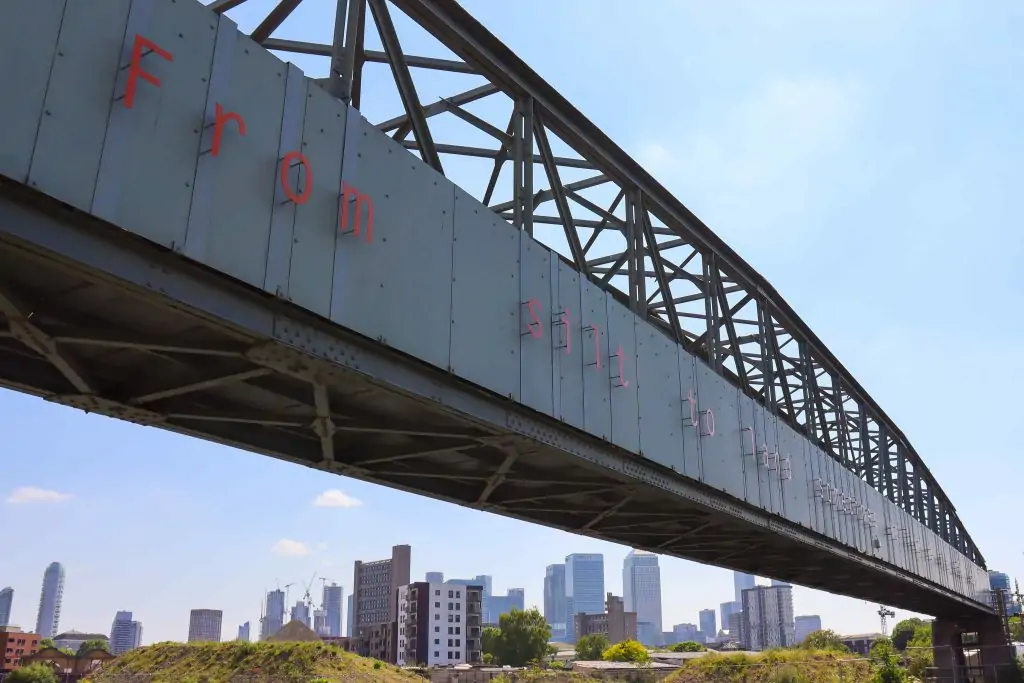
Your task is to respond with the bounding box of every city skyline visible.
[4,0,1023,648]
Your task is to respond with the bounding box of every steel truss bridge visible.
[0,0,991,617]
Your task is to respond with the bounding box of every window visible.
[456,590,461,598]
[435,590,440,596]
[455,652,461,660]
[456,639,461,646]
[448,639,453,647]
[434,651,439,658]
[456,603,460,610]
[434,626,439,632]
[456,627,461,635]
[434,602,440,608]
[434,614,440,620]
[447,602,453,610]
[448,614,454,622]
[455,614,461,623]
[434,639,439,645]
[448,627,453,635]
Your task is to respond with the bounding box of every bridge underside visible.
[0,180,983,617]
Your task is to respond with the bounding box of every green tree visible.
[904,623,933,679]
[891,618,928,651]
[482,626,502,663]
[1009,616,1024,642]
[670,641,706,653]
[576,633,610,660]
[38,638,54,650]
[77,639,110,657]
[870,638,908,683]
[602,639,650,664]
[800,629,849,652]
[491,608,551,667]
[5,663,59,683]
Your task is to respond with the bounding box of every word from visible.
[125,34,373,240]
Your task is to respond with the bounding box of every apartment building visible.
[739,585,795,651]
[351,544,411,662]
[1,626,41,673]
[396,581,483,667]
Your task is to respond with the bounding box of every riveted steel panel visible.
[677,349,702,481]
[331,113,454,371]
[695,362,744,499]
[91,0,216,252]
[520,238,554,415]
[635,321,682,471]
[818,450,837,540]
[580,278,611,440]
[807,446,825,534]
[780,422,810,528]
[450,188,520,400]
[554,262,583,428]
[836,465,852,548]
[888,500,902,569]
[755,406,782,516]
[737,396,762,509]
[851,472,868,553]
[192,33,285,286]
[28,0,131,211]
[867,489,886,563]
[841,464,855,547]
[0,0,65,182]
[607,303,640,452]
[827,458,843,544]
[278,77,345,316]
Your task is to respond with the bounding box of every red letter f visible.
[124,34,173,109]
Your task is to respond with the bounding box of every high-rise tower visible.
[0,588,12,627]
[35,562,65,638]
[623,549,663,646]
[323,583,344,637]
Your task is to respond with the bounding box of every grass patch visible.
[666,649,872,683]
[82,641,422,683]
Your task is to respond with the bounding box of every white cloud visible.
[6,487,74,504]
[313,489,363,509]
[271,539,311,558]
[316,542,328,551]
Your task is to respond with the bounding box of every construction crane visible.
[283,582,295,611]
[877,605,896,636]
[302,573,318,609]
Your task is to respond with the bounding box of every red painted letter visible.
[340,182,374,243]
[614,344,630,388]
[525,299,543,339]
[280,151,312,204]
[212,103,246,157]
[125,34,173,109]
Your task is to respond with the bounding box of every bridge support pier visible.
[932,615,1018,683]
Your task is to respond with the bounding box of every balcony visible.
[469,628,481,638]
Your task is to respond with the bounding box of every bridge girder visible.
[203,0,982,566]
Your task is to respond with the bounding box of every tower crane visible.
[877,605,895,636]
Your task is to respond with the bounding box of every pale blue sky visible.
[4,0,1023,644]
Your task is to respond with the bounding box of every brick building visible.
[1,626,42,672]
[351,544,411,663]
[574,593,637,646]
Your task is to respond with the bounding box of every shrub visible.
[603,639,650,664]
